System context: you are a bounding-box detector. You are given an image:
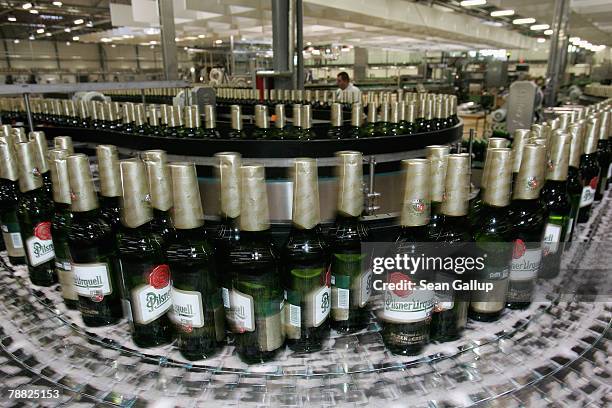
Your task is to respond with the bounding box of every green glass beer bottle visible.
[49,148,78,309]
[15,141,56,286]
[230,164,285,363]
[329,151,371,333]
[380,158,434,355]
[0,140,25,265]
[28,131,53,198]
[282,158,331,353]
[142,150,177,245]
[167,162,223,360]
[66,153,123,326]
[118,158,173,347]
[96,145,122,232]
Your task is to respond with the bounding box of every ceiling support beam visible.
[544,0,570,107]
[158,0,179,80]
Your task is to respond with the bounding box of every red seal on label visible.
[148,264,171,289]
[513,239,526,259]
[389,272,412,297]
[589,177,599,189]
[91,292,104,303]
[33,221,52,241]
[181,322,193,333]
[322,265,331,287]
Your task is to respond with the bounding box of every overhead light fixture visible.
[100,37,112,42]
[197,34,205,38]
[490,10,514,17]
[460,0,486,6]
[149,40,157,45]
[22,2,32,9]
[544,29,553,35]
[215,39,222,44]
[29,9,38,14]
[86,21,93,27]
[569,37,580,43]
[52,1,62,5]
[111,44,116,48]
[29,34,35,40]
[74,19,84,25]
[64,27,71,32]
[36,28,45,34]
[536,38,546,43]
[7,16,16,22]
[530,24,550,31]
[14,39,19,44]
[66,41,70,45]
[72,36,79,41]
[45,32,51,37]
[513,17,536,25]
[122,34,133,39]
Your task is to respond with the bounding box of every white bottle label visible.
[358,270,373,307]
[221,287,230,309]
[230,289,255,332]
[382,273,434,323]
[72,262,112,299]
[542,223,562,256]
[579,184,596,207]
[313,285,331,327]
[510,247,542,281]
[335,287,349,309]
[288,303,301,327]
[56,260,78,301]
[171,288,205,329]
[25,221,55,267]
[131,284,172,325]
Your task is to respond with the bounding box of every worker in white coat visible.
[335,71,361,103]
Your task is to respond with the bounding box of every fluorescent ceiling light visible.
[513,17,536,25]
[536,38,545,43]
[72,36,79,41]
[45,32,51,36]
[29,9,38,14]
[530,24,550,31]
[215,39,223,44]
[64,27,71,32]
[544,29,553,35]
[74,19,84,25]
[66,41,70,45]
[86,21,93,27]
[100,37,112,42]
[8,16,16,21]
[22,3,32,9]
[569,37,580,43]
[460,0,486,6]
[29,35,35,40]
[14,39,19,44]
[36,28,45,33]
[490,10,514,17]
[52,1,62,6]
[197,34,205,38]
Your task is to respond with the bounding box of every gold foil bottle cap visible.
[398,100,406,121]
[291,158,320,229]
[78,100,89,118]
[335,151,363,217]
[488,137,509,149]
[16,142,43,193]
[96,144,122,197]
[63,100,76,116]
[148,106,160,126]
[215,152,241,219]
[301,104,312,129]
[1,124,12,138]
[530,123,544,139]
[28,131,50,174]
[120,158,153,228]
[48,149,71,204]
[230,105,243,130]
[0,140,18,181]
[443,96,451,119]
[202,105,214,129]
[598,110,610,140]
[513,144,546,200]
[255,105,270,128]
[558,113,571,131]
[567,122,584,168]
[90,101,100,121]
[166,106,181,127]
[424,98,434,120]
[434,98,444,119]
[169,162,205,230]
[122,102,135,124]
[13,127,28,144]
[292,104,302,127]
[182,105,198,128]
[160,104,170,125]
[441,153,470,216]
[405,102,416,123]
[379,103,390,122]
[143,150,173,212]
[330,103,343,127]
[54,136,74,154]
[426,145,450,203]
[240,164,270,231]
[367,103,377,123]
[351,103,362,127]
[583,117,600,154]
[400,158,431,226]
[66,153,99,212]
[547,132,571,181]
[482,148,512,207]
[134,104,146,126]
[105,102,118,121]
[549,118,560,131]
[274,104,286,128]
[390,102,401,124]
[511,129,530,174]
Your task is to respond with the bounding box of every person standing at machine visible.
[336,72,361,103]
